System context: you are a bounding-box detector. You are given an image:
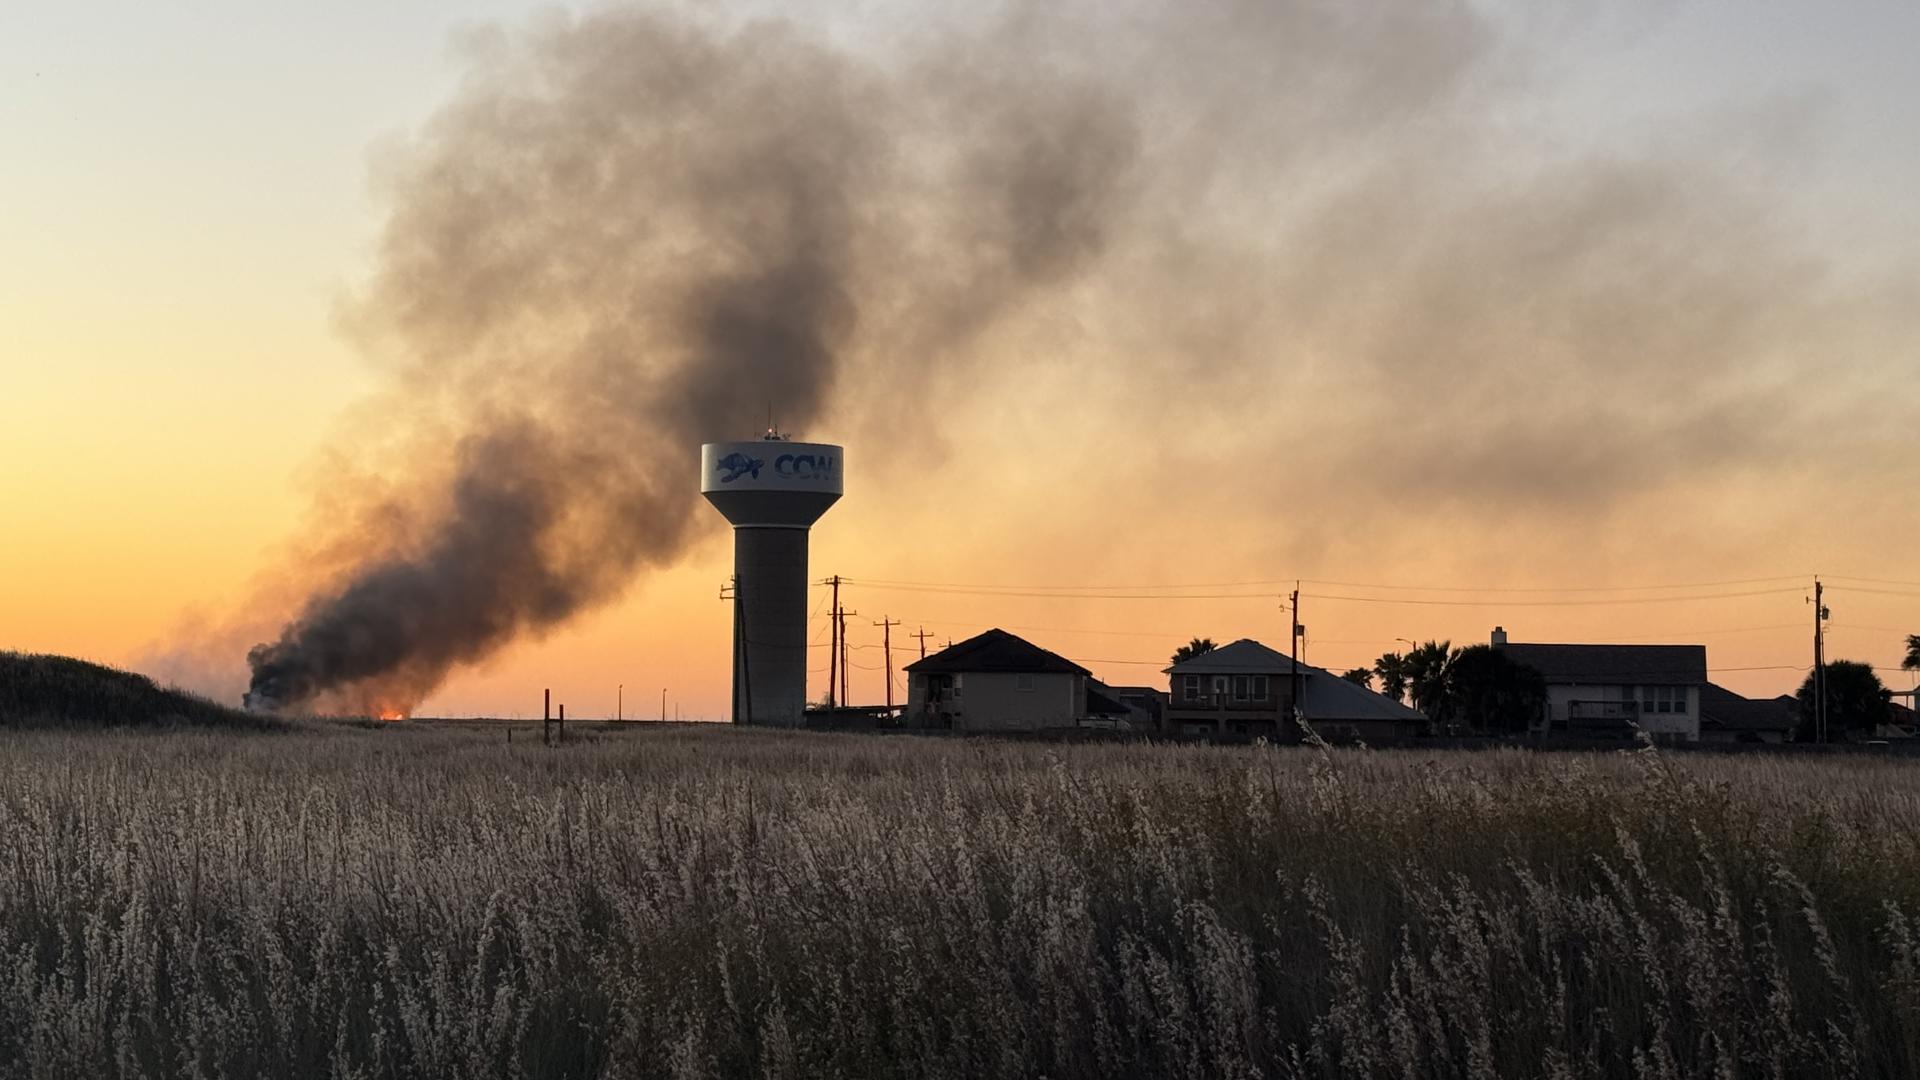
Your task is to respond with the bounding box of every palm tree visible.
[1797,660,1890,741]
[1373,652,1409,704]
[1340,668,1374,689]
[1905,634,1920,672]
[1171,637,1218,667]
[1404,640,1459,721]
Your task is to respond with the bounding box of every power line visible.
[1306,587,1803,608]
[1304,575,1807,595]
[1827,575,1920,589]
[849,576,1290,592]
[899,616,1184,639]
[1828,585,1920,599]
[844,580,1812,606]
[844,573,1808,595]
[847,582,1281,600]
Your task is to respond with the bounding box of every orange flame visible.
[377,709,407,722]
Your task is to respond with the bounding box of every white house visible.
[1495,628,1706,742]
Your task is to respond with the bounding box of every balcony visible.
[1565,699,1640,731]
[1168,693,1285,713]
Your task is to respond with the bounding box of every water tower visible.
[701,435,843,727]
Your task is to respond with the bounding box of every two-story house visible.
[1165,638,1424,740]
[1494,627,1706,742]
[905,629,1092,732]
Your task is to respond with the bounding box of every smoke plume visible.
[245,6,1140,713]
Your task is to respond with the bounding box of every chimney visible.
[1492,626,1508,649]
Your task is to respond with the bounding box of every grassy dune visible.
[3,724,1919,1078]
[0,651,278,731]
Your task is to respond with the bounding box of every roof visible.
[904,628,1089,677]
[1501,643,1707,686]
[1300,667,1427,723]
[1699,682,1796,732]
[1086,684,1130,716]
[1168,639,1295,675]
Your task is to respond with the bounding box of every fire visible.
[377,709,407,722]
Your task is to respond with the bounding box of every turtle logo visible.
[716,453,764,482]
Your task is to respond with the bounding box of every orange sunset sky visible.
[4,0,1917,719]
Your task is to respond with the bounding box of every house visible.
[904,629,1094,732]
[1083,682,1138,730]
[1102,684,1168,730]
[1494,627,1706,742]
[1880,698,1917,739]
[1165,638,1425,740]
[1698,683,1796,744]
[1165,639,1292,736]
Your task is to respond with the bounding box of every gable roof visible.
[1700,682,1796,732]
[1501,643,1707,686]
[904,628,1089,676]
[1168,638,1295,675]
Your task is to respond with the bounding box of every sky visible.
[2,0,1916,719]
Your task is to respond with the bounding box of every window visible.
[1233,675,1249,701]
[1640,685,1683,714]
[1252,675,1269,702]
[1184,674,1200,701]
[1212,676,1229,696]
[1016,673,1035,692]
[952,674,963,701]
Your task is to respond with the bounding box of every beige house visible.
[905,629,1094,732]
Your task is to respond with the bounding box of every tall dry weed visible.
[3,726,1920,1078]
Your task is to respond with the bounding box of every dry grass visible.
[3,723,1920,1078]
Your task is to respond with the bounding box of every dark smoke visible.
[245,7,1139,713]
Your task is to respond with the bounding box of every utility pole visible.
[1289,586,1303,728]
[840,606,860,708]
[661,687,667,724]
[617,684,622,722]
[720,576,742,724]
[1811,576,1830,742]
[912,626,934,660]
[874,617,902,709]
[826,575,841,709]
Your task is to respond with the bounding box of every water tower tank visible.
[701,437,843,727]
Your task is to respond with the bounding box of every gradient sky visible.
[4,0,1916,718]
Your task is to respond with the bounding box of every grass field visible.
[4,721,1920,1078]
